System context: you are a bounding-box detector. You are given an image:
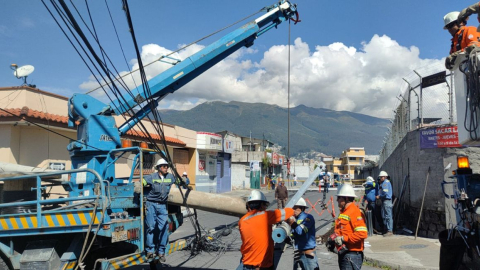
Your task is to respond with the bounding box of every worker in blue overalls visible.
[143,158,176,262]
[362,176,377,232]
[376,171,393,236]
[287,197,320,270]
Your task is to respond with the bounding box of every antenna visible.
[10,64,36,88]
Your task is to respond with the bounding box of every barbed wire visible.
[379,62,455,166]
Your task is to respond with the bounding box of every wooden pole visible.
[415,166,431,240]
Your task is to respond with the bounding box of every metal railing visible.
[379,62,455,166]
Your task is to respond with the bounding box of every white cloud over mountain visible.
[80,34,444,118]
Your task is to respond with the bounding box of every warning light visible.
[458,156,470,169]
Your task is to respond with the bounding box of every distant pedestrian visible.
[271,174,277,190]
[293,174,298,186]
[323,171,330,193]
[275,180,288,209]
[376,171,393,236]
[334,184,368,270]
[182,172,190,189]
[362,176,377,231]
[239,190,294,269]
[287,197,319,270]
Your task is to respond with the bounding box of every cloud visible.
[79,34,444,118]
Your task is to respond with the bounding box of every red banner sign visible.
[420,125,462,149]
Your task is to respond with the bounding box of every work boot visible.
[157,253,166,263]
[146,252,155,259]
[383,231,393,237]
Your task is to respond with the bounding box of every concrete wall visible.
[232,163,249,190]
[292,165,310,180]
[378,129,480,238]
[0,88,68,115]
[380,130,446,211]
[231,151,264,163]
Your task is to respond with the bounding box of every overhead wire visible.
[38,0,283,258]
[85,7,263,94]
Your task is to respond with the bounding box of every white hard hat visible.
[336,184,357,198]
[366,176,374,183]
[379,171,388,177]
[444,11,460,29]
[294,197,309,208]
[183,172,187,176]
[156,158,168,167]
[247,190,268,203]
[272,173,276,176]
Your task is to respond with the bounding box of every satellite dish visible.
[13,65,35,78]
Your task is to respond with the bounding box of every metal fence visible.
[378,62,455,167]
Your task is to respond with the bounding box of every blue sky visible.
[0,1,474,117]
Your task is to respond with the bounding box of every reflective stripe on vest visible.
[244,211,265,221]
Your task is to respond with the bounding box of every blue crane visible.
[0,1,299,269]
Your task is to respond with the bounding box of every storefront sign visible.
[420,125,462,149]
[250,161,260,172]
[223,135,235,154]
[197,132,223,151]
[272,152,278,164]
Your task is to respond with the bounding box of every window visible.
[131,141,155,174]
[349,157,356,161]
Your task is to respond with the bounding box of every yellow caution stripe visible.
[167,239,186,255]
[108,240,187,269]
[61,261,77,270]
[110,253,145,269]
[0,210,101,230]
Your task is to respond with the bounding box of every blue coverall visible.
[379,179,393,233]
[363,182,376,209]
[291,212,319,270]
[143,172,175,255]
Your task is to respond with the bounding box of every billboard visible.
[420,125,462,149]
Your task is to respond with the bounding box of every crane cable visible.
[85,7,263,94]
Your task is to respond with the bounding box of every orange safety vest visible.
[334,203,368,252]
[239,208,294,268]
[450,26,480,54]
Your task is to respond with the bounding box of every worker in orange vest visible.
[457,2,480,31]
[239,190,294,270]
[334,184,368,270]
[444,11,480,69]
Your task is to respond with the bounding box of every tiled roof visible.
[0,106,68,124]
[125,130,186,146]
[0,106,186,146]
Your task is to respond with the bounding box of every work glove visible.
[334,236,344,246]
[458,3,480,23]
[445,51,461,70]
[465,44,479,55]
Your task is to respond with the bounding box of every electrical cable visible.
[460,50,480,140]
[85,7,263,94]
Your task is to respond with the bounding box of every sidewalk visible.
[363,234,440,270]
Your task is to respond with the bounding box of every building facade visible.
[0,86,197,187]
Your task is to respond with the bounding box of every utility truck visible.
[0,1,300,269]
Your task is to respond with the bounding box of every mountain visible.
[159,101,389,156]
